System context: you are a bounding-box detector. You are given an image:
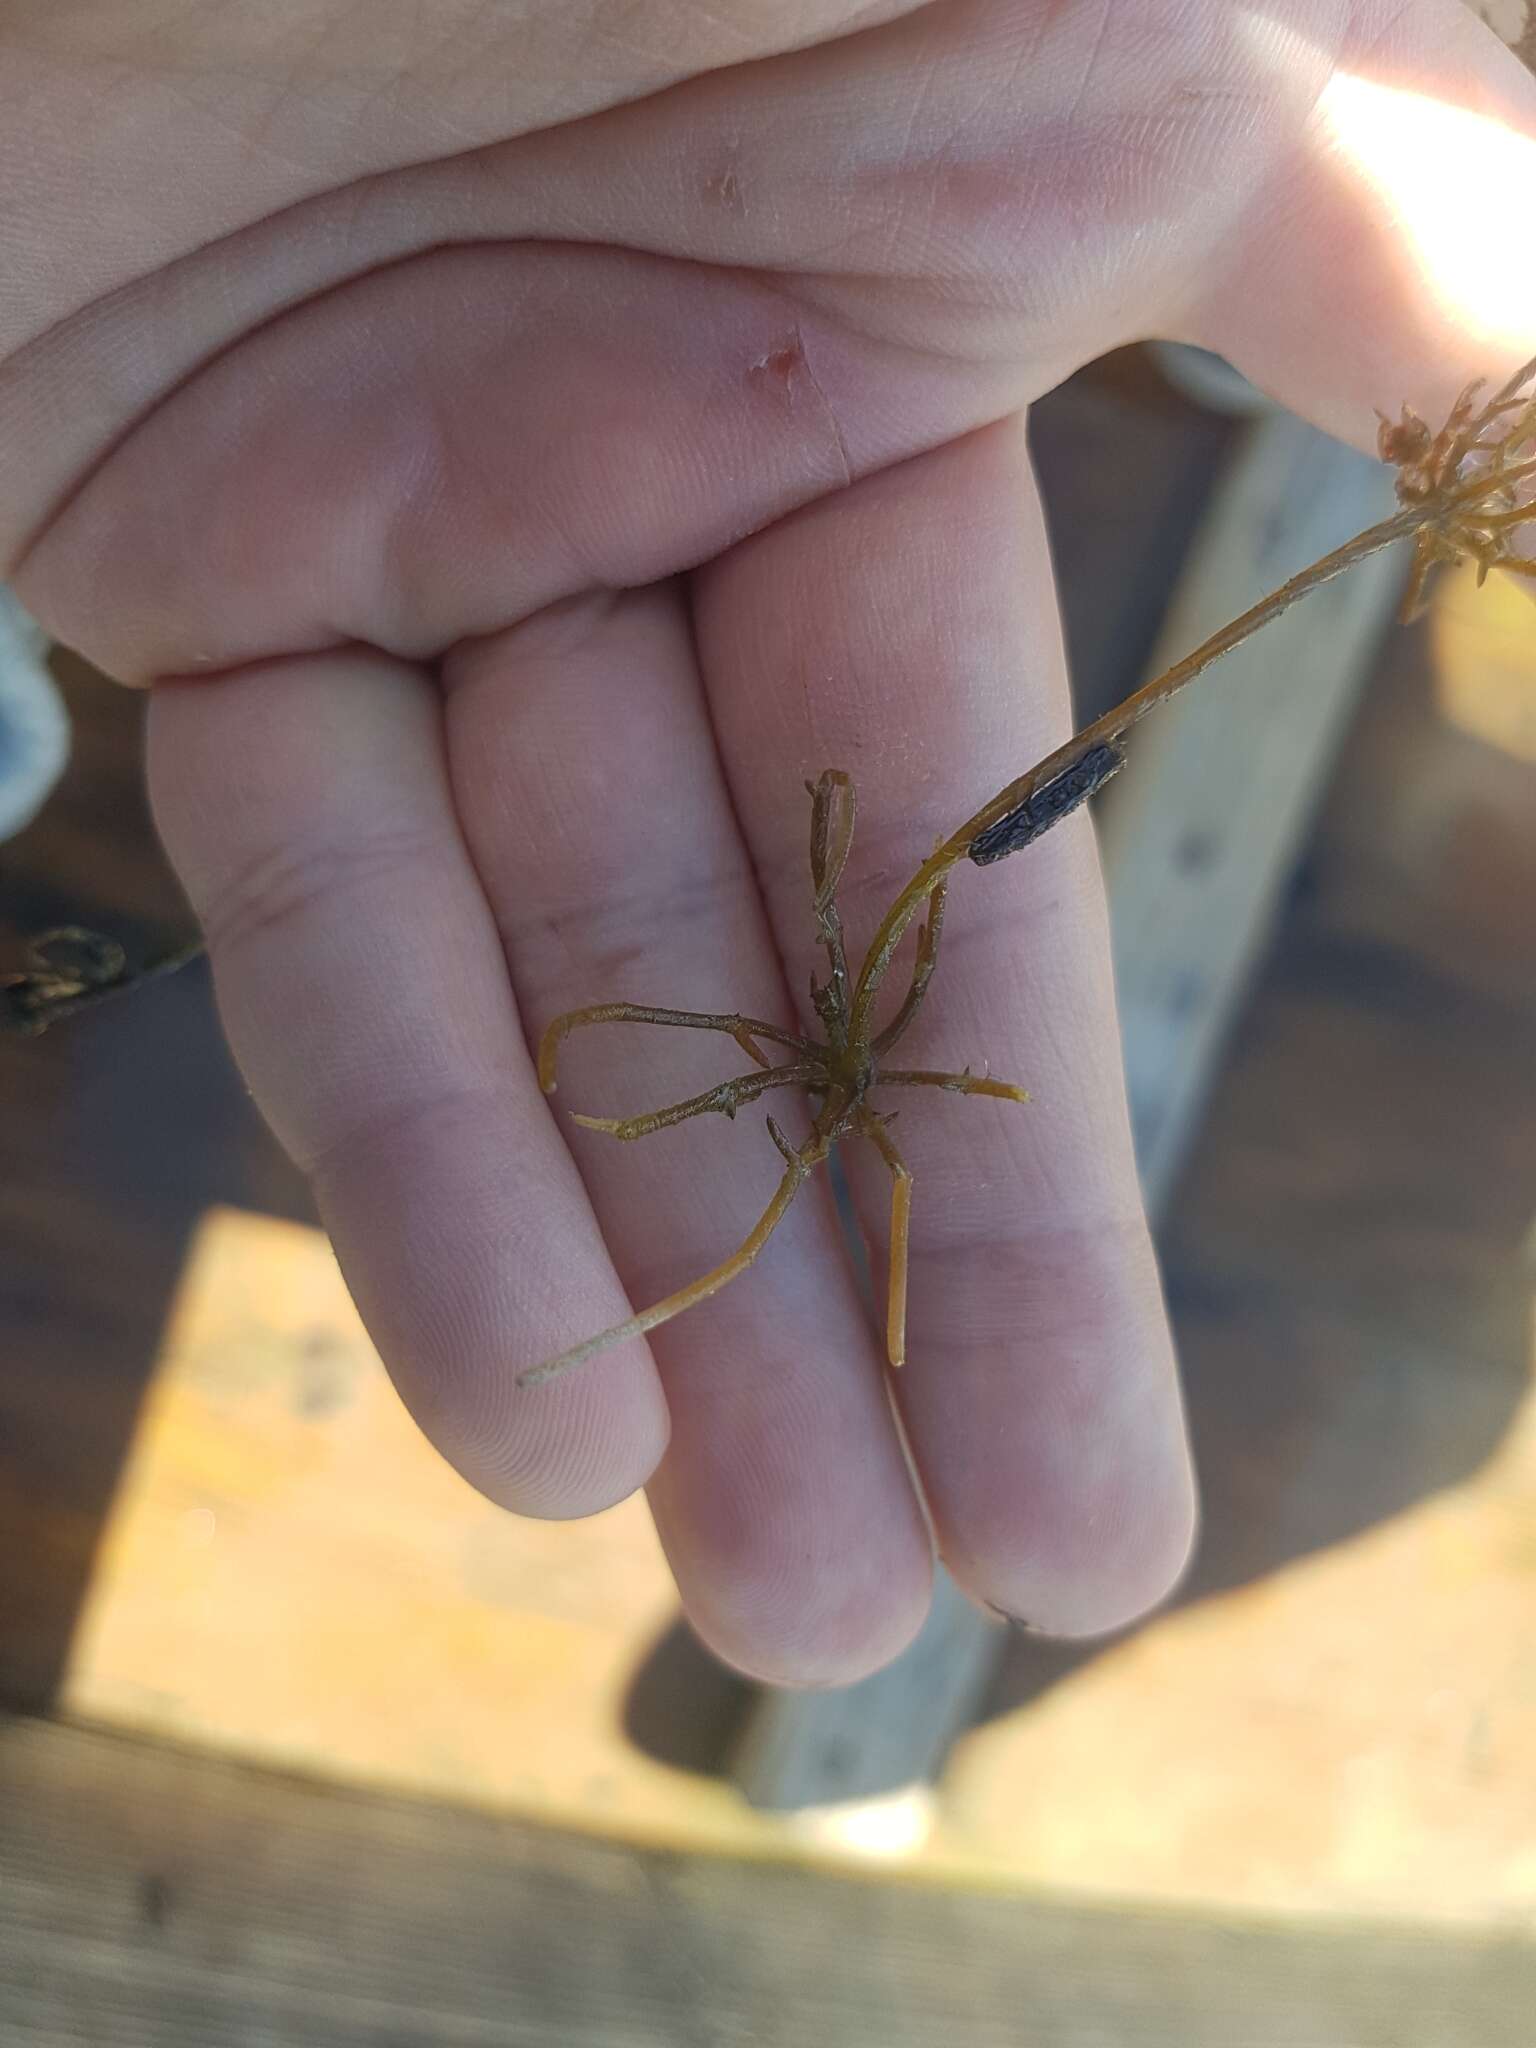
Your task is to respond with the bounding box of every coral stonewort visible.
[525,357,1536,1388]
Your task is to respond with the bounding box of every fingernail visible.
[983,1603,1045,1636]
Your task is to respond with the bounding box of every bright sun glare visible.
[1319,71,1536,358]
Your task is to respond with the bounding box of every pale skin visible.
[3,1,1533,1685]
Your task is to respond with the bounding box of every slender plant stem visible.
[518,1120,833,1386]
[537,1002,816,1093]
[846,472,1535,1044]
[570,1061,823,1140]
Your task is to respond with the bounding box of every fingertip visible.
[426,1354,672,1522]
[678,1541,935,1689]
[315,1118,676,1525]
[945,1402,1199,1642]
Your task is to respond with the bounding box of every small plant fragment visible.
[1379,359,1536,616]
[528,355,1536,1387]
[0,926,202,1036]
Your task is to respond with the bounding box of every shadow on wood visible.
[0,655,313,1708]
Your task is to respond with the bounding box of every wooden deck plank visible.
[1100,410,1402,1208]
[3,1716,1533,2048]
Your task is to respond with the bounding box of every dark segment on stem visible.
[967,739,1127,866]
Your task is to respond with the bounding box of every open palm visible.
[4,0,1531,1681]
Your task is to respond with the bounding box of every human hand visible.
[4,0,1532,1682]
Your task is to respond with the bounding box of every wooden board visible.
[56,1204,743,1858]
[4,1714,1534,2048]
[1100,410,1403,1208]
[54,1007,1536,1921]
[729,1567,1001,1820]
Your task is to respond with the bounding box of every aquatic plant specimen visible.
[527,357,1536,1387]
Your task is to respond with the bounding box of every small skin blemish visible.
[705,161,744,214]
[745,325,853,484]
[748,334,807,397]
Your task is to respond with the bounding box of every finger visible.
[695,418,1197,1636]
[441,586,932,1684]
[147,649,669,1518]
[13,242,1005,684]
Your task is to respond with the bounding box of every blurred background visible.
[3,338,1535,2042]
